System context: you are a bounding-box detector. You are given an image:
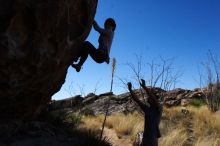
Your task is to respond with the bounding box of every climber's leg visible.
[72,41,108,72]
[72,41,94,72]
[89,48,107,63]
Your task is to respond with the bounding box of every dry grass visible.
[80,112,144,140]
[159,127,188,146]
[80,106,220,146]
[194,136,220,146]
[159,107,190,146]
[105,112,144,139]
[79,115,103,134]
[160,106,220,146]
[192,106,220,146]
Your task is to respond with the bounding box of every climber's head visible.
[104,18,116,31]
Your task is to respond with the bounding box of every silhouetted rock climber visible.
[127,79,164,146]
[72,18,116,72]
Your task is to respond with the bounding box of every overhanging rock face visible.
[0,0,98,120]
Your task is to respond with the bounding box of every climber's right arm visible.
[127,82,147,111]
[93,21,107,34]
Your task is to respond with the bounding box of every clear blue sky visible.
[53,0,220,100]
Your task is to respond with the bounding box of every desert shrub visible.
[48,109,69,125]
[81,107,95,116]
[48,110,82,126]
[200,51,220,112]
[65,113,82,126]
[205,83,220,112]
[71,129,112,146]
[190,99,206,107]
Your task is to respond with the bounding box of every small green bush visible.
[190,99,206,107]
[66,113,82,126]
[47,109,69,125]
[81,107,95,116]
[48,110,82,126]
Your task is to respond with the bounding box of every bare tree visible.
[122,55,182,101]
[145,57,182,91]
[77,84,86,97]
[93,80,101,94]
[117,55,182,112]
[200,50,220,112]
[65,81,77,97]
[65,82,86,97]
[126,54,144,83]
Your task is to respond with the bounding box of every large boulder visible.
[0,0,98,120]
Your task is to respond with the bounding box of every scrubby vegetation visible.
[80,106,220,146]
[190,99,206,107]
[46,110,112,146]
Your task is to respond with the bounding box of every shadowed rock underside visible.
[0,0,98,120]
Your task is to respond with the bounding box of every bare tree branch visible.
[65,81,76,97]
[200,50,220,112]
[93,80,101,94]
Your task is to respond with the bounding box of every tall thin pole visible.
[100,58,116,139]
[110,58,116,92]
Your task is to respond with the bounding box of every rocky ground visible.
[51,87,204,115]
[0,87,209,146]
[6,87,198,146]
